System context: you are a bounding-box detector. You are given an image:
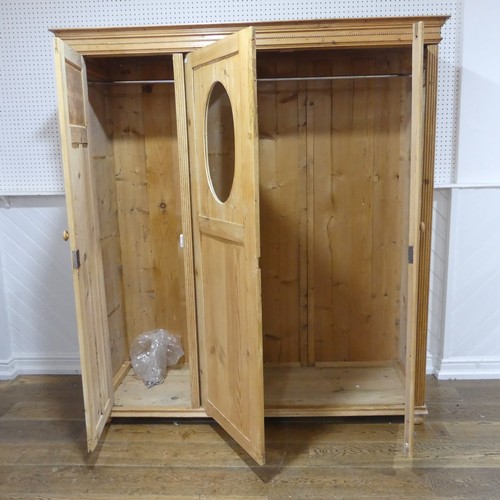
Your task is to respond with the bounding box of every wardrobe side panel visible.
[88,81,129,376]
[415,44,439,408]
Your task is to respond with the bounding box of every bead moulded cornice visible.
[51,16,448,55]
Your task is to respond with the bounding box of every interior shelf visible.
[112,361,410,418]
[264,362,407,417]
[112,365,196,417]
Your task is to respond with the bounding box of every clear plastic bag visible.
[130,329,184,388]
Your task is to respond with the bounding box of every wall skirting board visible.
[0,354,80,380]
[431,356,500,380]
[3,354,499,381]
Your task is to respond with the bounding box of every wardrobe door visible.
[185,27,265,464]
[54,39,113,451]
[404,21,426,455]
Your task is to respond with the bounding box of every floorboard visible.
[1,375,500,498]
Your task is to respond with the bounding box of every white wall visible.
[430,0,500,379]
[0,196,79,379]
[436,189,500,378]
[427,189,451,372]
[455,0,500,184]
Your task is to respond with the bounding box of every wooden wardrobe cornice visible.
[51,16,448,55]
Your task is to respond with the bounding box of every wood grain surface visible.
[1,375,500,498]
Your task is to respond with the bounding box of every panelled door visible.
[54,39,113,452]
[185,27,265,465]
[404,21,426,455]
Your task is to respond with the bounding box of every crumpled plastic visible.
[130,329,184,388]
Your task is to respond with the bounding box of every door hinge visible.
[72,249,81,270]
[70,126,88,147]
[408,246,414,264]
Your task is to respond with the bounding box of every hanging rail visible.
[88,79,176,85]
[259,74,411,82]
[88,73,411,85]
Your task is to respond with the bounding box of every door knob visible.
[63,230,70,241]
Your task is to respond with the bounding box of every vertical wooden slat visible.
[274,62,301,363]
[258,55,303,364]
[142,77,188,350]
[173,53,200,408]
[415,44,439,410]
[346,57,376,361]
[272,72,299,362]
[371,73,392,360]
[297,76,309,366]
[111,83,155,345]
[404,21,425,455]
[309,57,337,363]
[305,60,319,367]
[322,58,357,361]
[142,83,175,329]
[257,62,279,363]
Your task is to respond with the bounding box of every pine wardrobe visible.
[52,16,447,464]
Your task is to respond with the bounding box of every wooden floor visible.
[1,375,500,498]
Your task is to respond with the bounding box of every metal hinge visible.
[408,246,414,264]
[72,250,81,270]
[70,126,88,147]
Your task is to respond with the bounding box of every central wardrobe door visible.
[185,27,265,465]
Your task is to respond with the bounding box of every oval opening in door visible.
[205,81,235,204]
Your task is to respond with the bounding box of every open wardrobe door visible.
[404,21,426,455]
[54,39,113,452]
[185,27,265,464]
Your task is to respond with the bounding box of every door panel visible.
[54,39,113,451]
[185,28,265,465]
[404,21,425,455]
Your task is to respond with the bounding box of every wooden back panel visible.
[257,49,412,364]
[87,57,189,361]
[258,57,307,364]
